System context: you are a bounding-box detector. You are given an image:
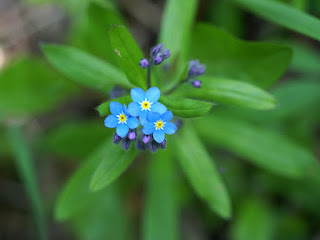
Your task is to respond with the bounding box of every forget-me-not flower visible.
[127,87,167,125]
[142,111,177,143]
[104,102,140,138]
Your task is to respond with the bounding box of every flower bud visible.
[139,59,149,69]
[113,133,122,144]
[121,138,130,150]
[136,140,147,151]
[197,65,205,75]
[192,80,201,88]
[142,135,151,144]
[128,131,136,140]
[161,49,171,59]
[159,139,167,149]
[154,56,163,65]
[149,140,158,152]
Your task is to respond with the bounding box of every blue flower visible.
[104,102,140,138]
[127,87,167,125]
[142,111,177,143]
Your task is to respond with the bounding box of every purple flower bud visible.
[159,139,167,149]
[142,135,151,144]
[188,67,197,77]
[121,138,130,150]
[197,65,205,75]
[149,141,158,153]
[189,60,199,69]
[154,56,163,65]
[150,43,163,57]
[136,140,147,151]
[128,131,136,140]
[161,49,171,59]
[139,59,149,69]
[113,133,122,144]
[192,80,201,88]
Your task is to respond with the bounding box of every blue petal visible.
[131,88,146,102]
[116,124,129,138]
[142,122,155,135]
[128,102,141,117]
[139,111,149,126]
[110,102,123,115]
[122,104,129,116]
[104,115,118,128]
[153,130,165,143]
[127,117,140,129]
[164,122,177,135]
[146,87,160,103]
[161,111,173,122]
[147,112,161,122]
[151,102,167,114]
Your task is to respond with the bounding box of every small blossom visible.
[139,58,149,69]
[136,139,147,151]
[160,49,171,59]
[127,87,167,125]
[159,139,166,149]
[142,111,177,143]
[148,43,170,66]
[192,80,201,88]
[149,140,158,152]
[104,102,140,138]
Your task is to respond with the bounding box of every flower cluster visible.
[139,43,171,68]
[104,87,177,152]
[188,60,206,88]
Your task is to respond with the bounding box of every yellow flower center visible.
[154,120,166,130]
[139,98,153,111]
[116,112,127,124]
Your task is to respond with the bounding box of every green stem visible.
[6,125,48,240]
[164,78,189,95]
[147,65,151,88]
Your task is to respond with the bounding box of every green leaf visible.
[96,95,132,117]
[176,76,276,110]
[0,57,75,121]
[90,145,137,191]
[159,0,198,62]
[196,115,318,178]
[43,120,108,160]
[55,140,119,220]
[233,0,320,42]
[42,44,133,93]
[190,23,292,88]
[6,125,48,240]
[160,96,212,118]
[231,199,275,240]
[109,25,147,90]
[143,150,179,240]
[72,184,132,240]
[173,125,231,219]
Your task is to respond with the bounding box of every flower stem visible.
[164,78,189,95]
[147,65,151,88]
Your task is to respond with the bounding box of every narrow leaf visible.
[231,199,275,240]
[90,145,137,191]
[42,44,132,93]
[143,150,179,240]
[176,76,276,110]
[190,24,292,88]
[160,96,212,118]
[174,125,231,218]
[109,25,147,90]
[6,125,48,240]
[159,0,198,63]
[233,0,320,42]
[55,140,121,220]
[196,115,318,178]
[96,95,132,117]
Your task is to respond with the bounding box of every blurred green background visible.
[0,0,320,239]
